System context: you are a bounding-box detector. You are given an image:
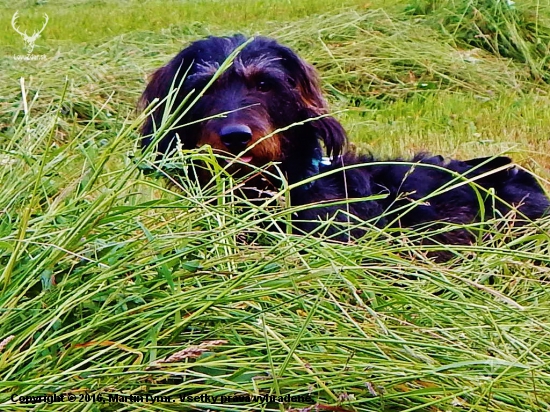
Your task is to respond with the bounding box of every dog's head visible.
[140,35,346,182]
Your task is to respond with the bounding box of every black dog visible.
[140,34,549,249]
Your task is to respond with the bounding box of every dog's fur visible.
[140,34,549,247]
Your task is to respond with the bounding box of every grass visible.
[1,0,550,411]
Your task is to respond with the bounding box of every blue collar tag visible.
[303,155,337,191]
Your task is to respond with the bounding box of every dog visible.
[139,34,549,251]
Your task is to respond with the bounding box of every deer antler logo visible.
[11,11,49,55]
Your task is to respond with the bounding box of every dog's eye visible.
[255,79,273,93]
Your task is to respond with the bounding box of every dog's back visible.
[291,153,549,241]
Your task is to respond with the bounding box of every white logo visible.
[11,11,49,55]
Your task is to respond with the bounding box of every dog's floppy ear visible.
[311,114,347,159]
[278,44,347,158]
[139,65,174,147]
[139,38,207,154]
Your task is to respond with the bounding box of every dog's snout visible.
[219,124,252,152]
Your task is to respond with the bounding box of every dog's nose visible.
[219,124,252,152]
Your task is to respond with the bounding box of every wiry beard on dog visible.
[139,35,549,256]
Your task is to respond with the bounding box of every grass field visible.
[1,0,550,411]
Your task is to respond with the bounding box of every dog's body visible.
[140,35,549,246]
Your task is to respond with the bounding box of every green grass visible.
[1,1,550,411]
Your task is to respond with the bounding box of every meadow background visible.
[1,0,550,411]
